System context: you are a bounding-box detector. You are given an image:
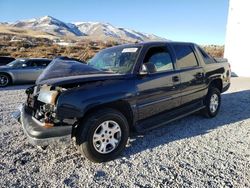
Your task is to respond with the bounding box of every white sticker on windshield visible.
[122,48,138,53]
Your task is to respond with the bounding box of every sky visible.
[0,0,229,45]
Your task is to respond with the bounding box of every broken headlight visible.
[37,90,59,105]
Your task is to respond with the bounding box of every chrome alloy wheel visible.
[210,93,219,113]
[0,75,9,87]
[93,120,122,154]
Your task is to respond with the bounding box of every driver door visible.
[136,45,181,120]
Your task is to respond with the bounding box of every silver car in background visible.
[0,58,51,87]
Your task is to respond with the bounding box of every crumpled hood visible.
[36,58,123,86]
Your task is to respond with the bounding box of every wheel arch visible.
[76,100,135,134]
[86,100,133,127]
[209,78,222,93]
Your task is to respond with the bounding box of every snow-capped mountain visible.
[74,22,162,41]
[8,16,165,42]
[10,16,83,37]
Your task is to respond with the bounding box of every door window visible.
[26,60,38,67]
[173,44,198,68]
[27,60,51,67]
[37,60,51,67]
[143,47,174,73]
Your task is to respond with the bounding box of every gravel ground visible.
[0,78,250,188]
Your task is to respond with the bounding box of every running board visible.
[136,101,205,133]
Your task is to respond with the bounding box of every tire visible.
[202,87,221,118]
[0,73,11,87]
[76,108,129,163]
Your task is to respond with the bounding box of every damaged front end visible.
[19,84,73,146]
[28,85,66,128]
[17,57,112,146]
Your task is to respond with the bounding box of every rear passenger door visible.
[172,44,206,105]
[136,45,181,120]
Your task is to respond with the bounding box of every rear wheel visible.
[0,74,11,87]
[203,87,221,118]
[76,108,129,163]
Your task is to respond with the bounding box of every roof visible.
[136,41,196,46]
[17,58,52,61]
[106,41,196,50]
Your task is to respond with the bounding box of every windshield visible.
[88,45,141,74]
[7,59,26,67]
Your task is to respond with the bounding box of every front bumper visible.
[19,105,72,146]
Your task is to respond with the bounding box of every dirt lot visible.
[0,78,249,187]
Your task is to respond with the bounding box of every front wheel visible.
[0,74,11,87]
[76,108,129,163]
[202,87,221,118]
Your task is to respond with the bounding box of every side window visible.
[173,44,198,69]
[29,60,51,67]
[38,60,51,67]
[144,47,173,73]
[45,60,51,66]
[26,60,38,67]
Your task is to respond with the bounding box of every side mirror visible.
[139,64,148,75]
[22,63,27,68]
[139,63,157,75]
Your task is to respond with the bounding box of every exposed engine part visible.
[26,84,76,127]
[34,103,56,125]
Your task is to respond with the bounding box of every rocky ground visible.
[0,78,249,188]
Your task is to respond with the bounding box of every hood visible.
[36,58,125,86]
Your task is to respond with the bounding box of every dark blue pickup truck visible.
[19,41,231,162]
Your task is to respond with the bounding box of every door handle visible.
[196,72,204,79]
[172,76,180,82]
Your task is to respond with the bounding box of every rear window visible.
[173,44,198,69]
